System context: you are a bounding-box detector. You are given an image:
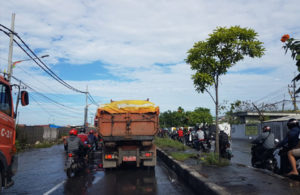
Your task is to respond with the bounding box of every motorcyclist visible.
[219,130,230,156]
[65,129,84,157]
[252,126,275,162]
[77,128,89,157]
[88,129,97,149]
[277,118,300,175]
[177,128,184,144]
[196,127,205,151]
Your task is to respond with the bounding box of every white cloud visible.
[0,0,300,125]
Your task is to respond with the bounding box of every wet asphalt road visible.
[2,144,195,195]
[231,139,252,166]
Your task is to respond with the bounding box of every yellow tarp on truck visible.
[97,100,159,115]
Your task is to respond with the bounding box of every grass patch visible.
[154,137,188,151]
[16,140,62,152]
[33,142,56,149]
[200,152,230,167]
[170,152,197,161]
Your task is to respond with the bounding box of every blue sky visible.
[0,0,300,125]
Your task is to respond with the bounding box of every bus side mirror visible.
[21,91,29,106]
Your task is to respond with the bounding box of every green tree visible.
[188,107,213,126]
[281,34,300,94]
[159,107,213,128]
[185,26,265,155]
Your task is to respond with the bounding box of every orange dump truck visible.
[95,100,159,168]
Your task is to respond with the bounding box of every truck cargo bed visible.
[99,112,158,138]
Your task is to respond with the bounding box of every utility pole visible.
[288,81,298,111]
[282,94,285,111]
[84,85,88,130]
[7,13,16,82]
[293,80,297,111]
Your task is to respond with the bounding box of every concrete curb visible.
[157,148,230,195]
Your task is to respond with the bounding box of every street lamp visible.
[8,54,50,81]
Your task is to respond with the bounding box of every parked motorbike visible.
[251,143,278,172]
[194,139,211,152]
[220,142,233,160]
[64,152,85,178]
[186,131,196,148]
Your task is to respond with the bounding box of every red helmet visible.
[89,130,94,134]
[262,126,271,132]
[69,129,78,136]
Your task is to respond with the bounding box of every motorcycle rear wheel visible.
[66,168,75,178]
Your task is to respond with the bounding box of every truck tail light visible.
[105,154,112,159]
[145,152,152,157]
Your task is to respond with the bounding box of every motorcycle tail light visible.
[68,153,73,157]
[88,144,91,148]
[145,152,152,157]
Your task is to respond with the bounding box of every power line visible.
[15,65,76,102]
[87,92,98,106]
[0,25,85,93]
[26,94,83,123]
[254,85,287,104]
[10,74,81,112]
[0,24,99,109]
[29,94,84,119]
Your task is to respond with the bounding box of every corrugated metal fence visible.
[232,121,288,141]
[16,126,71,144]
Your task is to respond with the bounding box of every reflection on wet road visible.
[2,144,195,195]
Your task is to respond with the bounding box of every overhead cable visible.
[0,25,85,93]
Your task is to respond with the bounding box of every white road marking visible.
[92,172,105,185]
[43,180,66,195]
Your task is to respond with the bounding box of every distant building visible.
[234,111,299,124]
[231,112,300,140]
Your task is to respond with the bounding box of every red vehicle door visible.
[0,79,15,166]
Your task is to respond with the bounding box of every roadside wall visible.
[231,123,286,141]
[17,126,71,144]
[157,148,229,195]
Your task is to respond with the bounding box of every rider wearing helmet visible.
[252,125,275,163]
[277,118,300,175]
[65,129,84,155]
[253,126,275,149]
[277,118,300,150]
[88,129,97,149]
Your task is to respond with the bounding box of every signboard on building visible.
[245,124,258,136]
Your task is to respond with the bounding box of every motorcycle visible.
[251,143,278,172]
[220,142,233,160]
[64,152,85,178]
[186,131,197,148]
[277,146,300,180]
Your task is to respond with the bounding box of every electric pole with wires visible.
[288,80,298,111]
[7,13,15,82]
[84,85,88,130]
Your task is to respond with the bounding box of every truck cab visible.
[0,75,28,189]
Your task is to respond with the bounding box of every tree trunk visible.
[215,76,220,155]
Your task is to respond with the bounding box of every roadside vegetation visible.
[154,136,188,151]
[155,137,230,166]
[15,139,63,152]
[159,107,213,128]
[200,152,230,167]
[170,152,197,161]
